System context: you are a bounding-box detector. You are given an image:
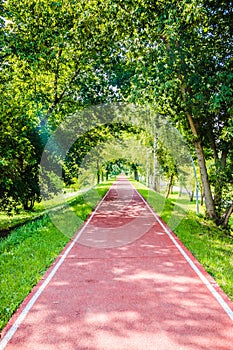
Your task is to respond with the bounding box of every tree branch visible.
[222,202,233,228]
[54,48,63,104]
[40,66,81,126]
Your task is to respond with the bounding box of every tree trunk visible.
[199,183,204,206]
[179,185,182,198]
[23,201,29,211]
[190,190,194,202]
[97,160,100,184]
[166,173,174,198]
[146,171,150,187]
[222,203,233,228]
[184,185,194,202]
[190,184,196,202]
[146,152,150,187]
[153,131,159,192]
[180,83,217,221]
[214,180,223,216]
[23,198,34,211]
[134,169,139,181]
[186,110,216,220]
[193,138,217,221]
[213,149,228,218]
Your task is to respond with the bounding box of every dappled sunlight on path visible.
[1,176,233,350]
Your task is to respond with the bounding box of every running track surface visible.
[1,176,233,350]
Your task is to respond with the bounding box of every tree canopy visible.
[0,0,232,227]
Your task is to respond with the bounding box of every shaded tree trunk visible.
[190,190,194,202]
[134,169,139,181]
[97,160,100,184]
[166,173,174,198]
[222,203,233,228]
[23,197,35,211]
[213,149,228,218]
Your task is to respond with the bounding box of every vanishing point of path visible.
[1,176,233,349]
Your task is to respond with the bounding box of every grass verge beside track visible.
[0,186,99,235]
[132,180,233,302]
[0,180,114,332]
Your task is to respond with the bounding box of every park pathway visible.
[1,176,233,349]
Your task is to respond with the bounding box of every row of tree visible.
[0,0,232,227]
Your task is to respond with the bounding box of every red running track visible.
[1,176,233,350]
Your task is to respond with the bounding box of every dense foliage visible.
[0,0,232,227]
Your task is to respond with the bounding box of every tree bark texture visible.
[180,83,217,221]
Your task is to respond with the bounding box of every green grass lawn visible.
[0,179,114,331]
[133,180,233,302]
[0,185,96,234]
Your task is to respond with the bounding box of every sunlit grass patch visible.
[0,179,114,331]
[0,179,116,235]
[133,180,233,302]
